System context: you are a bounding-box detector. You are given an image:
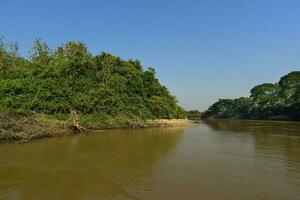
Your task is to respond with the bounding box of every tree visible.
[233,97,253,118]
[30,39,52,65]
[187,110,201,119]
[203,71,300,120]
[205,99,236,118]
[279,71,300,106]
[250,83,280,116]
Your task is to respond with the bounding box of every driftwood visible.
[0,110,89,142]
[19,129,49,143]
[0,113,53,142]
[69,110,87,133]
[0,129,27,141]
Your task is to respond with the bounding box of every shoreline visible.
[0,114,192,142]
[201,118,300,123]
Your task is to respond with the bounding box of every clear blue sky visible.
[1,0,300,111]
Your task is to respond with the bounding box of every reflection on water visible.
[0,121,300,200]
[0,128,184,200]
[205,120,300,164]
[202,120,300,200]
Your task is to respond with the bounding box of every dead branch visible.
[69,110,87,133]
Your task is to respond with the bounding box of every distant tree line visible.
[187,110,201,119]
[202,71,300,120]
[0,39,186,119]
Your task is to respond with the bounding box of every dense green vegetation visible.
[187,110,201,119]
[203,71,300,120]
[0,39,186,122]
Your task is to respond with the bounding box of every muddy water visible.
[0,120,300,200]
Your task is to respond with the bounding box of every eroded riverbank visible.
[0,111,192,142]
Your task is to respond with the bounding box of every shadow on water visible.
[0,128,185,200]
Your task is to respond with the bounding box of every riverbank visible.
[201,114,300,122]
[0,112,192,142]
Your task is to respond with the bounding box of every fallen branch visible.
[20,129,49,143]
[0,129,27,141]
[69,110,87,133]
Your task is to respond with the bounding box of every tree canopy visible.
[0,39,186,119]
[203,71,300,120]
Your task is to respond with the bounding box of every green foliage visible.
[279,71,300,105]
[187,110,201,119]
[204,72,300,120]
[250,83,281,116]
[0,39,186,119]
[203,97,253,119]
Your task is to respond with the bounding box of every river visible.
[0,120,300,200]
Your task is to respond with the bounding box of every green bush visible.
[0,39,186,119]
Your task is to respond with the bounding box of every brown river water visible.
[0,120,300,200]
